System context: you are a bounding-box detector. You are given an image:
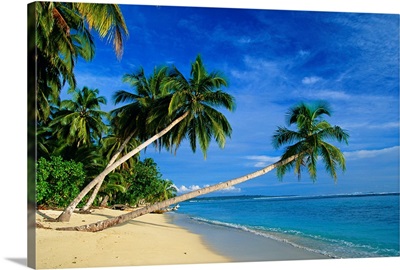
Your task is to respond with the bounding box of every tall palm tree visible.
[50,87,109,148]
[34,2,128,122]
[56,55,236,222]
[57,101,349,232]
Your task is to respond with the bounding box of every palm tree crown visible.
[50,87,109,147]
[164,55,236,157]
[111,66,172,143]
[272,101,349,181]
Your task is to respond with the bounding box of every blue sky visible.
[66,3,399,197]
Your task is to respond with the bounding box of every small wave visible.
[190,216,337,258]
[190,216,400,258]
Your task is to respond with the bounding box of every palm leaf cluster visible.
[34,2,128,122]
[50,87,109,147]
[112,55,236,158]
[273,102,349,181]
[166,56,236,157]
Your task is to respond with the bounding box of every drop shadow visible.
[6,258,27,267]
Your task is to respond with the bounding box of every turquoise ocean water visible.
[174,193,400,259]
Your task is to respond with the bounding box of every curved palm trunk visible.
[57,154,298,231]
[81,132,135,212]
[56,111,189,222]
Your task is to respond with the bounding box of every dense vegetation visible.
[33,2,179,209]
[36,81,181,208]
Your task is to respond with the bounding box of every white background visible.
[1,0,399,269]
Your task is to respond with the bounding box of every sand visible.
[35,208,229,269]
[35,208,329,269]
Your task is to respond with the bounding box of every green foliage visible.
[113,158,177,206]
[272,101,349,181]
[34,2,128,123]
[36,156,86,207]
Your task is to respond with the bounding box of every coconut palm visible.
[79,66,172,212]
[273,101,349,181]
[97,173,127,208]
[79,131,141,212]
[154,180,178,202]
[57,101,349,232]
[56,56,236,222]
[34,2,128,122]
[111,66,174,147]
[50,87,109,148]
[160,55,236,157]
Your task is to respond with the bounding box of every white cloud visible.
[176,185,201,193]
[344,146,399,160]
[302,76,321,85]
[175,184,241,194]
[245,155,280,167]
[219,186,241,193]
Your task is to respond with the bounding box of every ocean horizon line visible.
[185,191,400,202]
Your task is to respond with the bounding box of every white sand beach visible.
[35,208,327,269]
[35,208,229,269]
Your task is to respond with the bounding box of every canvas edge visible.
[27,2,37,269]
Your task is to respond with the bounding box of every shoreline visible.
[168,212,330,262]
[35,208,329,269]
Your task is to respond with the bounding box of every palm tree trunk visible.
[56,111,190,222]
[99,195,109,208]
[57,154,298,231]
[81,132,135,212]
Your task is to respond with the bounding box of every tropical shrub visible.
[36,156,86,208]
[113,158,177,206]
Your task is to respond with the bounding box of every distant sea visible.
[173,192,400,258]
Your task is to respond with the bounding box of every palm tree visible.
[155,180,178,202]
[57,101,349,232]
[273,101,348,181]
[56,55,236,222]
[50,87,109,148]
[79,131,141,212]
[161,55,236,157]
[97,173,127,208]
[79,66,173,212]
[34,2,128,122]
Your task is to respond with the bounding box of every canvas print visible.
[27,1,399,269]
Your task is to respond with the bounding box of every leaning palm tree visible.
[273,101,348,181]
[79,131,141,212]
[56,55,236,222]
[79,66,174,212]
[160,55,236,157]
[57,101,349,232]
